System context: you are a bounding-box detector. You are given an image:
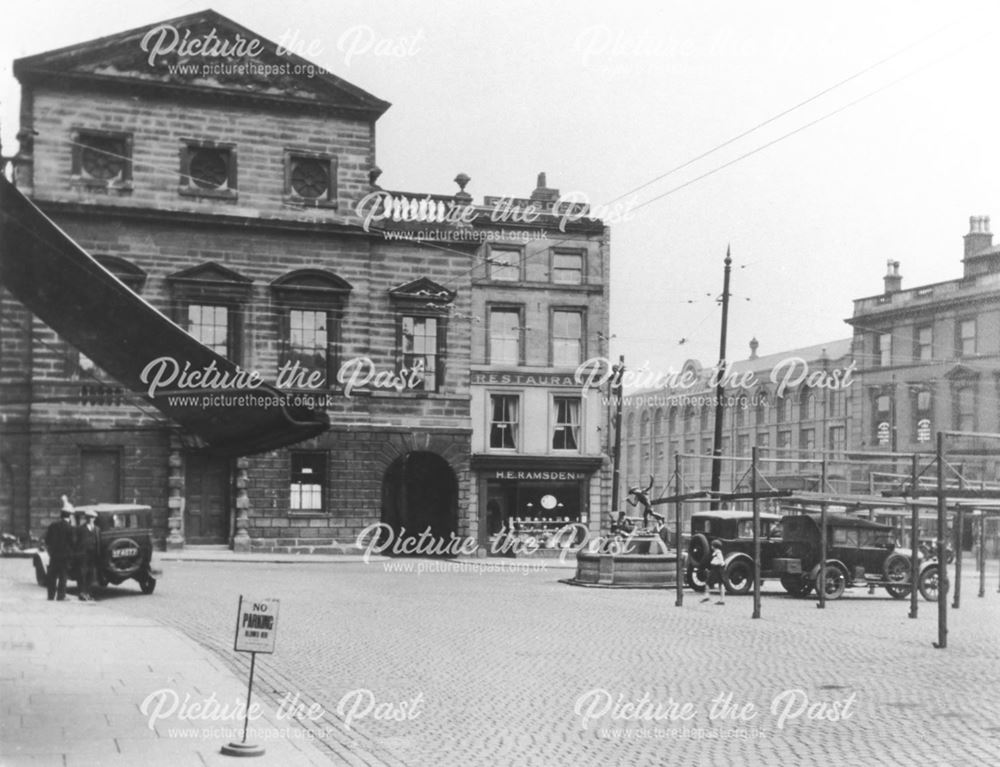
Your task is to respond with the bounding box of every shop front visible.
[471,456,603,553]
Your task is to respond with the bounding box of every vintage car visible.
[684,510,784,594]
[33,504,159,594]
[772,513,939,600]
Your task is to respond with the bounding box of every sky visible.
[2,0,997,381]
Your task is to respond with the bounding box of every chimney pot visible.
[883,260,902,294]
[749,337,759,360]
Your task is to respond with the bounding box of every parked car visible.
[684,511,784,594]
[33,504,159,594]
[772,513,938,600]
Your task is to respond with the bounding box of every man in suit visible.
[44,507,75,601]
[74,509,100,601]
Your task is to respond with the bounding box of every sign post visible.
[221,595,280,757]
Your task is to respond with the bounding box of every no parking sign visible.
[233,595,279,654]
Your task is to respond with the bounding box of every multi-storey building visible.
[619,337,855,507]
[0,10,612,552]
[845,216,1000,483]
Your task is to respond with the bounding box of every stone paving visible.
[3,553,1000,766]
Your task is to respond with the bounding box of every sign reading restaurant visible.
[472,371,581,388]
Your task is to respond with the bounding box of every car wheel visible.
[140,576,156,595]
[919,565,941,602]
[780,575,812,597]
[883,553,911,599]
[816,564,846,600]
[723,559,753,595]
[685,564,708,592]
[688,533,711,566]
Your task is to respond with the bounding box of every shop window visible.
[487,247,521,281]
[284,151,337,207]
[552,397,580,451]
[489,394,519,450]
[489,307,522,364]
[290,452,326,512]
[179,140,237,199]
[552,250,584,284]
[71,129,132,191]
[401,315,443,392]
[552,309,584,366]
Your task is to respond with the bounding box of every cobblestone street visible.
[5,556,1000,766]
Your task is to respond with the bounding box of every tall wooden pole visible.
[674,453,683,607]
[909,453,919,619]
[710,247,732,510]
[934,431,947,649]
[751,446,761,619]
[610,356,625,522]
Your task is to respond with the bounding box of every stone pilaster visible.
[232,456,252,552]
[166,437,185,550]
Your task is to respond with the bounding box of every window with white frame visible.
[957,319,976,357]
[552,397,581,450]
[878,333,892,367]
[488,248,521,281]
[915,325,933,362]
[290,452,325,512]
[552,251,583,284]
[489,394,519,449]
[187,304,230,356]
[488,308,521,364]
[401,315,441,391]
[552,310,583,366]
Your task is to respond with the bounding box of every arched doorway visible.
[382,452,458,548]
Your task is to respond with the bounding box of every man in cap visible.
[74,508,100,601]
[43,504,75,601]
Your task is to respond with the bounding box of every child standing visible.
[700,540,726,605]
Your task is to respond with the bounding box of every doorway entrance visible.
[381,452,457,548]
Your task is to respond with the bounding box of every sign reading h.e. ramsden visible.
[233,595,279,654]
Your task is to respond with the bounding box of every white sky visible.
[2,1,997,379]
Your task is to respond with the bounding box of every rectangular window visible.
[915,325,933,362]
[777,430,792,450]
[401,315,439,391]
[489,394,519,449]
[287,309,329,378]
[914,389,932,443]
[488,308,521,364]
[878,333,892,367]
[180,140,237,199]
[290,453,325,512]
[552,251,583,284]
[488,248,521,281]
[874,394,892,446]
[756,432,770,449]
[828,425,845,452]
[737,433,750,456]
[955,388,975,432]
[957,319,976,357]
[187,304,229,356]
[552,310,583,366]
[552,397,581,451]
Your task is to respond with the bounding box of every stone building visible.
[845,215,1000,487]
[0,10,612,552]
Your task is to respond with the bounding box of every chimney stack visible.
[963,214,993,263]
[883,260,902,294]
[529,172,559,206]
[749,337,759,360]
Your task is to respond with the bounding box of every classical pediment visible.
[943,363,980,381]
[389,277,456,304]
[13,10,390,119]
[168,262,252,285]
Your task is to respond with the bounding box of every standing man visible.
[74,509,100,602]
[43,506,74,601]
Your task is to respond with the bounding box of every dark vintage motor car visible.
[772,513,940,601]
[33,504,159,594]
[684,510,784,594]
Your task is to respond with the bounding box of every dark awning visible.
[0,174,328,456]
